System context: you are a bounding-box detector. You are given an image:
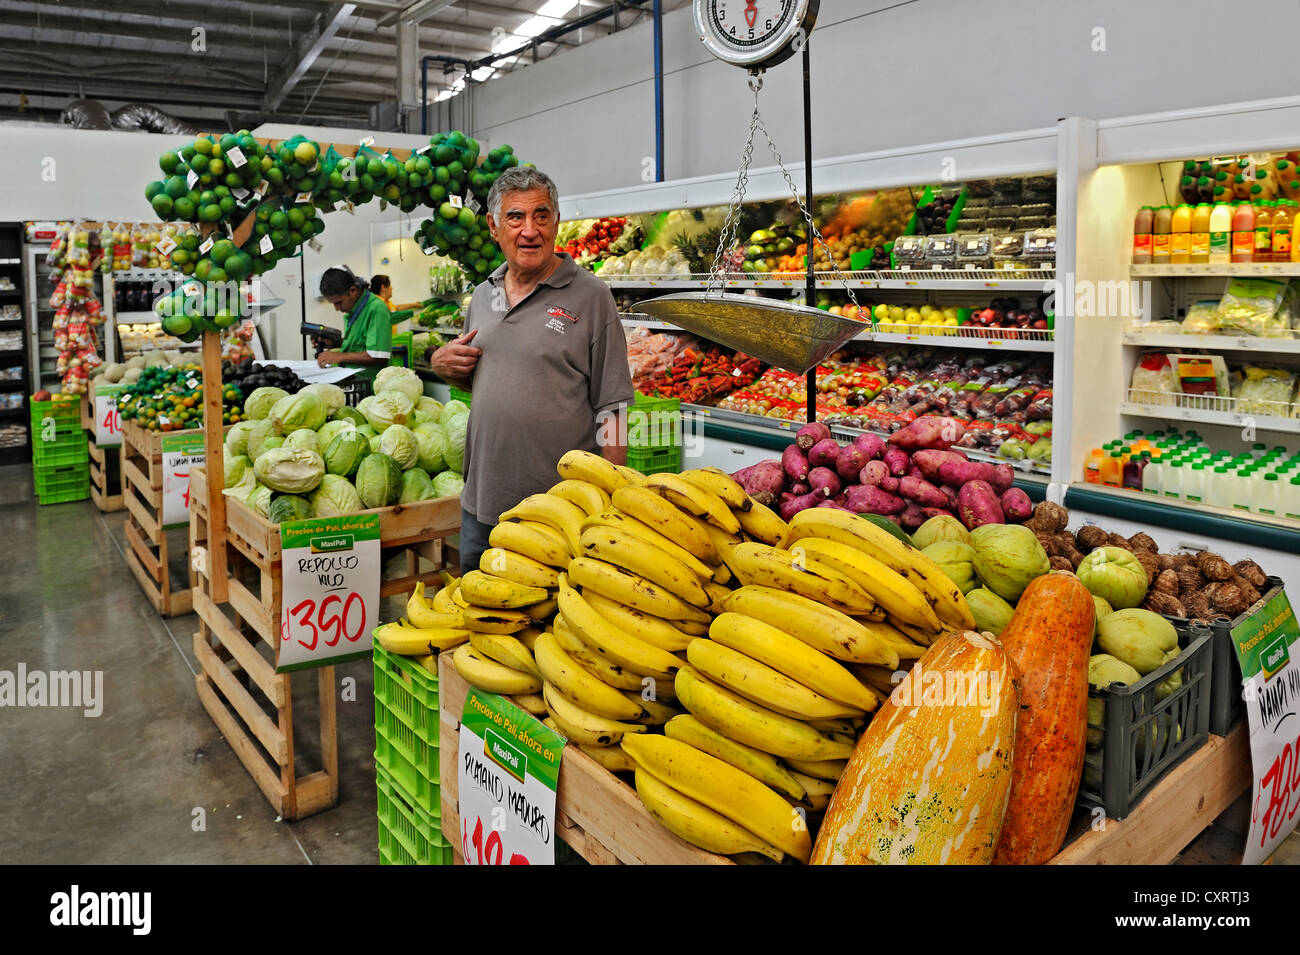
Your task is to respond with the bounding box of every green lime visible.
[439,202,459,221]
[173,197,196,220]
[223,252,251,280]
[164,176,188,199]
[199,204,222,222]
[457,207,477,230]
[193,137,213,156]
[159,153,179,175]
[151,194,174,218]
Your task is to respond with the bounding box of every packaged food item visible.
[985,217,1016,232]
[1169,353,1231,397]
[1233,364,1296,415]
[1129,352,1180,399]
[956,233,993,270]
[991,233,1026,271]
[1181,299,1222,334]
[1021,228,1056,267]
[1215,277,1288,336]
[891,235,926,270]
[921,234,958,270]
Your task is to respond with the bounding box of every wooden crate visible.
[190,464,461,821]
[80,395,123,512]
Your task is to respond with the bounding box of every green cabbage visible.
[432,469,464,498]
[223,470,274,518]
[408,409,427,428]
[356,453,402,509]
[316,418,355,448]
[271,390,327,435]
[247,483,273,518]
[380,424,419,470]
[358,391,414,431]
[283,429,320,455]
[225,420,257,457]
[222,467,257,504]
[246,418,276,459]
[244,386,288,421]
[309,473,364,517]
[442,413,467,473]
[300,382,346,415]
[255,436,285,459]
[417,396,443,422]
[399,467,436,503]
[253,447,326,494]
[223,450,252,488]
[373,366,423,403]
[322,429,369,477]
[356,423,377,440]
[269,494,315,524]
[413,423,446,473]
[441,398,469,421]
[332,406,366,426]
[368,432,384,454]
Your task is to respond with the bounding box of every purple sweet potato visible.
[883,445,910,477]
[843,484,905,515]
[779,490,825,521]
[817,498,854,511]
[808,467,842,499]
[906,465,925,482]
[782,444,810,483]
[913,449,967,482]
[732,459,785,500]
[808,437,842,469]
[899,501,929,532]
[939,484,960,512]
[937,457,998,487]
[887,415,966,451]
[789,481,811,496]
[989,463,1015,494]
[879,475,901,494]
[957,479,1005,530]
[898,475,949,508]
[1000,486,1033,522]
[835,445,869,482]
[852,432,886,461]
[858,460,890,486]
[796,420,831,451]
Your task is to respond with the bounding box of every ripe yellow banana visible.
[887,617,946,648]
[499,493,585,555]
[674,666,856,762]
[664,714,806,802]
[450,585,470,609]
[620,734,810,863]
[634,768,783,861]
[567,556,712,624]
[510,693,548,717]
[469,631,542,680]
[406,581,466,629]
[518,519,574,557]
[431,580,461,614]
[624,690,677,725]
[526,596,558,622]
[674,617,711,637]
[452,642,542,695]
[375,620,470,655]
[553,616,648,692]
[556,578,684,681]
[542,681,646,745]
[788,771,836,811]
[614,464,647,487]
[712,561,733,585]
[686,638,865,721]
[853,663,908,696]
[808,717,864,736]
[460,604,532,635]
[875,621,930,658]
[647,472,741,534]
[789,538,942,631]
[611,485,719,565]
[727,542,876,616]
[557,449,630,495]
[784,756,848,781]
[459,570,549,610]
[734,497,787,545]
[417,654,437,676]
[702,580,731,614]
[578,525,710,608]
[534,631,649,721]
[580,741,638,773]
[488,521,569,568]
[580,509,713,581]
[707,611,879,712]
[548,479,612,517]
[784,509,975,630]
[679,467,750,511]
[516,626,544,653]
[722,586,900,668]
[478,547,561,589]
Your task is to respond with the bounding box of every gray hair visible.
[487,166,559,220]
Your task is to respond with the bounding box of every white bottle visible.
[1183,463,1206,504]
[1287,476,1300,521]
[1206,466,1230,508]
[1258,472,1282,516]
[1143,456,1164,497]
[1163,460,1184,500]
[1230,467,1254,512]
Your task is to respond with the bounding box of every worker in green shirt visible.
[314,266,392,383]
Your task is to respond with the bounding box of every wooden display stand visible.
[190,464,461,820]
[80,395,124,513]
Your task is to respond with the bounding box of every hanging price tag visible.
[155,237,177,257]
[449,194,463,209]
[199,237,215,254]
[308,238,323,252]
[259,235,274,254]
[416,144,431,155]
[296,192,313,203]
[231,186,250,201]
[466,197,481,213]
[255,180,270,196]
[93,385,125,447]
[344,202,355,215]
[227,146,247,168]
[458,689,564,865]
[277,515,380,672]
[360,136,375,147]
[161,433,205,528]
[186,170,199,188]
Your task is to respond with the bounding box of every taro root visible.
[1211,582,1248,618]
[1154,569,1180,596]
[1135,551,1160,585]
[1142,591,1188,618]
[1025,500,1069,536]
[1231,575,1261,608]
[1157,553,1179,572]
[1053,532,1079,556]
[1127,532,1159,554]
[1182,591,1211,620]
[1106,533,1134,551]
[1232,560,1268,590]
[1172,553,1196,569]
[1196,551,1233,582]
[1050,555,1075,572]
[1062,544,1086,569]
[1176,566,1204,596]
[1076,525,1110,551]
[1035,532,1060,557]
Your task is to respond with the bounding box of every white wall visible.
[453,0,1300,194]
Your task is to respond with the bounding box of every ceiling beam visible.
[0,2,290,44]
[262,2,357,112]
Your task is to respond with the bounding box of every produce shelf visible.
[1122,330,1300,354]
[855,324,1054,351]
[599,269,1057,291]
[1121,388,1299,434]
[1132,263,1300,278]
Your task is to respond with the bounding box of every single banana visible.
[375,620,469,655]
[686,638,865,721]
[784,756,848,781]
[578,525,710,608]
[487,521,570,568]
[674,666,856,762]
[854,663,907,696]
[712,561,733,585]
[734,497,788,545]
[611,485,719,565]
[542,681,646,745]
[708,612,880,712]
[788,771,836,811]
[888,617,947,648]
[620,734,810,863]
[556,577,684,681]
[460,570,549,610]
[567,556,712,624]
[534,631,650,721]
[580,742,638,773]
[517,520,574,559]
[516,626,544,653]
[789,537,943,631]
[478,547,561,589]
[460,604,532,635]
[623,689,678,725]
[510,692,548,717]
[703,580,731,614]
[553,616,649,692]
[679,467,750,511]
[673,617,711,638]
[450,585,470,609]
[664,714,806,802]
[634,768,783,861]
[469,631,542,679]
[499,493,585,555]
[784,509,975,630]
[581,509,713,581]
[556,449,630,495]
[548,479,612,517]
[526,597,558,622]
[579,589,696,654]
[727,542,876,616]
[647,472,741,533]
[452,643,542,695]
[406,581,466,629]
[722,586,900,668]
[808,717,864,736]
[431,580,461,614]
[874,621,930,658]
[417,654,437,676]
[614,464,647,487]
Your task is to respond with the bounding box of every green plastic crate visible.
[372,638,441,816]
[34,463,90,504]
[449,386,471,407]
[376,762,455,865]
[627,445,681,476]
[33,429,87,469]
[390,331,413,368]
[628,392,681,453]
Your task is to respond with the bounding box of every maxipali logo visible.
[50,886,151,935]
[0,665,102,717]
[889,661,1004,719]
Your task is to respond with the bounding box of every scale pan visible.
[632,292,866,374]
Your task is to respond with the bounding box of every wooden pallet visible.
[190,464,461,821]
[81,395,124,512]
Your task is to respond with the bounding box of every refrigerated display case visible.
[0,222,29,464]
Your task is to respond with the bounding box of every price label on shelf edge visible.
[160,432,205,528]
[276,515,380,673]
[457,689,564,866]
[93,385,125,447]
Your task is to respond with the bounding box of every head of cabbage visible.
[413,422,446,473]
[358,392,413,432]
[316,418,355,449]
[225,419,257,457]
[399,467,436,504]
[373,366,423,404]
[245,418,276,459]
[300,382,345,415]
[356,453,402,509]
[223,450,252,488]
[322,429,370,478]
[253,447,325,494]
[271,390,328,436]
[332,406,366,427]
[432,469,464,498]
[441,398,469,421]
[379,424,419,470]
[244,386,288,421]
[417,396,443,423]
[283,428,320,455]
[309,474,364,517]
[222,469,273,518]
[442,413,467,473]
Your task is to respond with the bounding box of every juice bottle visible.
[1143,453,1164,496]
[1230,467,1253,511]
[1184,463,1206,503]
[1152,205,1173,264]
[1232,202,1255,263]
[1163,459,1184,499]
[1255,200,1275,261]
[1169,204,1193,263]
[1288,475,1300,521]
[1132,206,1154,264]
[1259,472,1282,516]
[1101,450,1123,488]
[1190,203,1213,262]
[1179,174,1198,204]
[1123,452,1146,490]
[1272,200,1296,262]
[1208,202,1233,263]
[1197,176,1215,202]
[1085,448,1104,484]
[1207,466,1230,507]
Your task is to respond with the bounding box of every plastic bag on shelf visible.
[1233,364,1296,415]
[1214,278,1287,336]
[1180,300,1222,335]
[1129,352,1180,400]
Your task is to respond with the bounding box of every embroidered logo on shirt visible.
[545,317,567,335]
[547,306,579,323]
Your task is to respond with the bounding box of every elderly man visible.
[430,166,633,573]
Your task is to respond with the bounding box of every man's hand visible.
[430,328,481,382]
[317,350,342,368]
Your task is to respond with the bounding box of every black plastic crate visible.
[1078,620,1213,821]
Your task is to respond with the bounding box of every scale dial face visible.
[693,0,819,70]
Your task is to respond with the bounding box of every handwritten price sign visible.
[160,433,205,528]
[277,514,380,672]
[93,385,125,447]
